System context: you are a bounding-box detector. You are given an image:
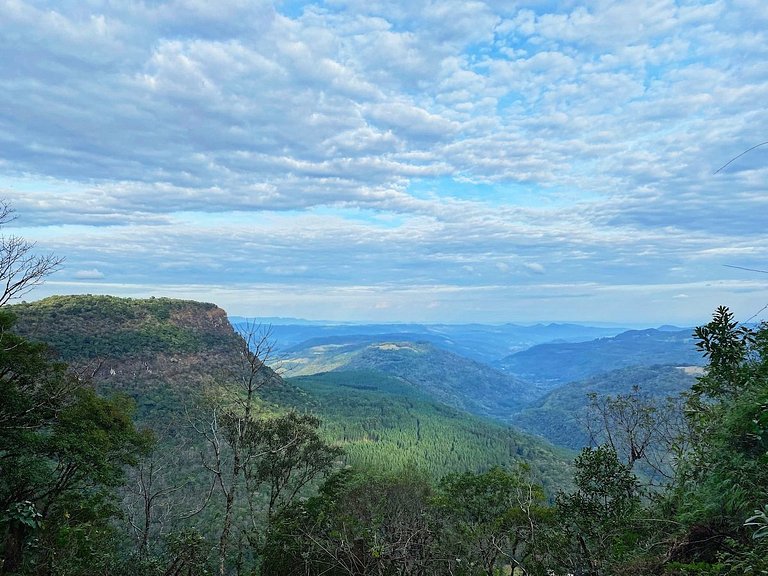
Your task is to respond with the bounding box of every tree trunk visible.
[1,521,27,574]
[218,490,236,576]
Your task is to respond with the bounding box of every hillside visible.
[9,295,254,420]
[497,328,703,389]
[261,370,571,490]
[10,295,569,485]
[512,364,698,450]
[284,338,540,420]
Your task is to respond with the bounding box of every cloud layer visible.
[2,0,767,324]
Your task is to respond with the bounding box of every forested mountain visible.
[262,370,570,491]
[497,327,703,389]
[9,295,568,483]
[7,294,768,575]
[9,295,272,423]
[512,364,698,450]
[283,338,539,419]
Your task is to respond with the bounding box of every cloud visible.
[2,0,766,324]
[73,269,105,279]
[522,262,546,275]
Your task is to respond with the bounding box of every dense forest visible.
[2,218,768,575]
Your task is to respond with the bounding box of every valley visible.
[9,294,757,576]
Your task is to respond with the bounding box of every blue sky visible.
[2,0,767,325]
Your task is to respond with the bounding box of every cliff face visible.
[9,295,281,416]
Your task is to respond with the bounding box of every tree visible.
[584,387,690,487]
[262,467,435,576]
[193,322,280,576]
[553,446,640,576]
[122,438,207,560]
[243,411,342,522]
[0,200,63,307]
[691,305,755,399]
[663,307,768,569]
[0,207,152,573]
[0,310,151,573]
[433,465,548,576]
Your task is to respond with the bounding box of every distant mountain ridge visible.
[235,321,629,364]
[497,328,703,389]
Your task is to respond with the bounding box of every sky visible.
[1,0,767,325]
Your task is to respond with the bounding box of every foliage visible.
[513,365,695,453]
[242,411,344,520]
[745,505,768,540]
[10,295,236,362]
[551,446,641,576]
[662,308,768,571]
[263,464,553,576]
[263,370,572,490]
[432,464,549,576]
[262,466,436,575]
[0,310,151,574]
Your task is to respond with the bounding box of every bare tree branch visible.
[0,200,63,307]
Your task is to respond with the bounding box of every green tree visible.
[262,467,435,576]
[661,308,768,572]
[433,465,548,576]
[552,446,640,576]
[242,411,342,522]
[0,310,151,574]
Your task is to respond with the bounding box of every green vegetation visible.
[263,370,571,490]
[513,364,696,450]
[4,280,767,575]
[0,309,151,574]
[11,295,236,361]
[284,339,538,421]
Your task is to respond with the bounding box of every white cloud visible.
[73,269,105,279]
[522,262,546,275]
[2,0,766,324]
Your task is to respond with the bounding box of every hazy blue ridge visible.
[236,321,630,365]
[496,328,703,390]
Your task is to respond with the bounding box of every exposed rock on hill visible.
[10,295,280,416]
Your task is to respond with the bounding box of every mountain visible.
[10,294,570,484]
[9,295,260,421]
[497,328,704,390]
[512,364,699,450]
[233,321,628,365]
[284,338,540,420]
